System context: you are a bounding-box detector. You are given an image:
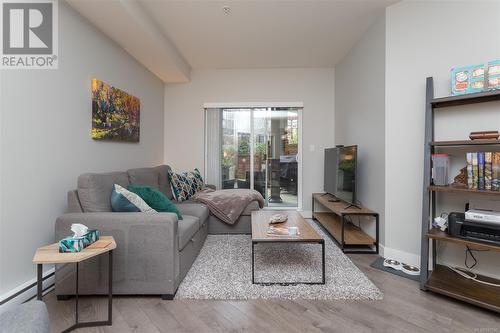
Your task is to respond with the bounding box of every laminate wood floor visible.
[43,254,500,333]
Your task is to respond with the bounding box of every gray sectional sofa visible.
[55,165,259,299]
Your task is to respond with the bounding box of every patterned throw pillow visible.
[186,168,204,190]
[168,168,204,202]
[111,184,156,213]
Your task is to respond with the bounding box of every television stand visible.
[344,203,361,210]
[327,195,341,202]
[312,193,379,254]
[323,193,341,202]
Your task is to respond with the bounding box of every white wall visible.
[164,68,335,212]
[0,2,164,297]
[0,68,3,295]
[385,1,500,271]
[335,15,386,243]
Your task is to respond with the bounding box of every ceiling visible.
[140,0,396,70]
[67,0,398,82]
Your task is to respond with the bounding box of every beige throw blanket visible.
[192,189,265,225]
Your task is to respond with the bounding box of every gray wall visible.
[334,15,386,243]
[0,2,164,295]
[385,0,500,271]
[164,68,335,212]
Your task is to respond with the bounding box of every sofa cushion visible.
[67,190,83,213]
[175,202,209,227]
[161,165,174,199]
[78,172,129,212]
[178,215,200,250]
[127,165,174,200]
[129,170,159,189]
[242,201,260,216]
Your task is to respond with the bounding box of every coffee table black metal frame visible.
[36,250,113,333]
[251,239,325,285]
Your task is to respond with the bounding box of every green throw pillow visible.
[127,185,183,220]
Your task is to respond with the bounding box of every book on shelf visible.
[493,152,500,191]
[471,152,479,190]
[485,152,493,190]
[478,152,485,190]
[467,153,473,189]
[466,151,500,191]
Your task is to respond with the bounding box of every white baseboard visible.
[300,210,312,219]
[379,244,420,267]
[0,268,55,314]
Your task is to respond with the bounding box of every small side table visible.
[33,236,116,333]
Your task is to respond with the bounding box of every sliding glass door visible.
[205,107,301,208]
[221,109,251,190]
[253,109,299,207]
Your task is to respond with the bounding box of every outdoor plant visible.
[222,146,236,169]
[238,140,250,155]
[255,142,267,156]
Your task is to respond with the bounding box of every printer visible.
[448,201,500,245]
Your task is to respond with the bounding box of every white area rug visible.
[175,220,383,300]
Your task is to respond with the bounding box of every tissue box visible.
[59,229,100,253]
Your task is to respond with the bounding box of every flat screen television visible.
[324,145,357,205]
[324,148,338,196]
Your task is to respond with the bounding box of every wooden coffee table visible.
[33,236,116,332]
[251,210,325,285]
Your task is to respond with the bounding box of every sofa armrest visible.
[54,212,180,295]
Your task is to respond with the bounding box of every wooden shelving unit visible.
[430,139,500,147]
[312,193,378,253]
[420,77,500,314]
[427,228,500,252]
[425,265,500,313]
[428,185,500,196]
[431,89,500,108]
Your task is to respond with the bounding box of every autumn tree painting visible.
[91,79,140,142]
